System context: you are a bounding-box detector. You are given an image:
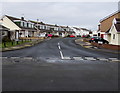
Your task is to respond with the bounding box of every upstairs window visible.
[113,34,115,39]
[21,21,24,27]
[24,22,27,27]
[15,21,21,26]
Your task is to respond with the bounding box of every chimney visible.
[21,17,24,20]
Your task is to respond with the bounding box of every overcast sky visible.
[1,2,119,30]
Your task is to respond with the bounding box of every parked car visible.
[89,37,109,44]
[89,36,98,42]
[47,34,53,37]
[69,35,75,37]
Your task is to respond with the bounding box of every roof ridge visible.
[100,10,120,22]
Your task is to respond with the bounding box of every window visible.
[32,24,34,28]
[24,22,27,27]
[27,23,29,28]
[113,34,115,39]
[15,21,21,26]
[21,21,25,27]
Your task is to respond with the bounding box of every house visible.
[72,27,92,37]
[1,15,37,40]
[30,20,74,37]
[98,10,120,39]
[72,27,81,37]
[0,24,10,41]
[105,18,120,45]
[92,30,98,37]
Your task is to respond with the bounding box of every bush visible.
[52,35,59,37]
[2,36,11,42]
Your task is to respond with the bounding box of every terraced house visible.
[1,15,37,40]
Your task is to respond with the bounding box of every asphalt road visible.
[2,38,119,91]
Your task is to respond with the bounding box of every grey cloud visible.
[2,2,118,30]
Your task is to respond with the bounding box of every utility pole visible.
[36,19,40,37]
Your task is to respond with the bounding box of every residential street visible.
[2,38,119,91]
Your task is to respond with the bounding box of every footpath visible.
[75,38,120,54]
[1,38,51,52]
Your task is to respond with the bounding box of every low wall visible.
[19,37,46,40]
[91,42,120,50]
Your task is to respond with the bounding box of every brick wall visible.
[91,42,120,50]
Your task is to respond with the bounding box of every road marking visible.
[11,57,20,59]
[58,42,64,59]
[109,58,118,60]
[58,45,61,50]
[73,57,84,60]
[60,51,64,59]
[23,57,33,60]
[97,58,109,61]
[84,57,96,61]
[63,57,71,60]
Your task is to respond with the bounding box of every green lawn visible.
[0,41,31,48]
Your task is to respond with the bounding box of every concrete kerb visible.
[1,39,47,52]
[75,38,120,54]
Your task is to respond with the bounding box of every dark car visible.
[89,37,98,42]
[89,37,109,44]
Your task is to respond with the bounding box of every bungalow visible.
[105,18,120,45]
[1,15,37,40]
[98,10,120,39]
[0,24,10,41]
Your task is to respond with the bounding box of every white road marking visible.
[60,51,64,59]
[63,57,71,60]
[23,57,33,60]
[11,57,20,59]
[58,42,64,59]
[84,57,96,61]
[73,57,84,60]
[97,58,109,61]
[58,45,61,50]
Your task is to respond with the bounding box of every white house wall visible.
[2,16,21,31]
[117,33,120,45]
[110,25,119,45]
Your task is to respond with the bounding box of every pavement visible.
[75,38,120,54]
[1,38,51,52]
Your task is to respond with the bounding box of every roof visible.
[60,26,69,28]
[115,24,120,32]
[29,20,45,25]
[116,18,120,21]
[81,28,90,31]
[5,15,28,22]
[0,24,10,31]
[100,10,120,22]
[5,15,36,31]
[73,27,81,30]
[45,23,56,27]
[115,18,120,32]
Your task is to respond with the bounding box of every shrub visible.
[2,36,11,42]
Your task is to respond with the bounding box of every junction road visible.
[2,38,119,91]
